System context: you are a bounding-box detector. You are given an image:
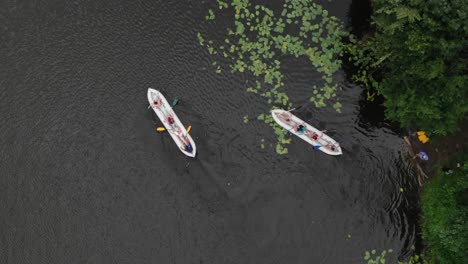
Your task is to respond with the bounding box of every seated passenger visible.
[185,143,193,152]
[153,98,162,107]
[311,133,319,140]
[296,125,306,134]
[168,116,175,124]
[279,112,293,123]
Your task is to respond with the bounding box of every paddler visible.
[168,116,175,124]
[296,124,306,134]
[413,151,429,161]
[153,97,162,108]
[180,135,193,153]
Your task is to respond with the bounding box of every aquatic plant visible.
[243,115,249,123]
[206,9,215,20]
[199,0,347,153]
[364,248,393,264]
[363,247,424,264]
[421,158,468,263]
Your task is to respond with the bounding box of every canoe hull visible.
[271,109,342,155]
[147,88,196,157]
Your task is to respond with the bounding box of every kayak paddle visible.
[156,125,192,133]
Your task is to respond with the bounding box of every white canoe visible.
[147,88,196,157]
[271,109,342,155]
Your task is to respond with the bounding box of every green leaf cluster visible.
[363,247,424,264]
[364,248,392,264]
[347,0,468,135]
[206,9,215,20]
[421,157,468,263]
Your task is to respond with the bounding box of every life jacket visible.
[297,125,306,134]
[185,143,193,152]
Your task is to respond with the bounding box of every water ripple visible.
[0,1,418,263]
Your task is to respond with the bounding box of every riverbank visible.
[400,122,467,264]
[419,152,468,263]
[346,0,468,261]
[404,121,468,183]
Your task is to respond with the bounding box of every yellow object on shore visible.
[417,131,429,143]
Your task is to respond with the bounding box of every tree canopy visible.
[349,0,468,135]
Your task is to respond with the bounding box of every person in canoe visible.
[185,142,193,153]
[314,133,319,140]
[277,112,295,126]
[307,132,319,141]
[180,143,193,153]
[414,151,429,161]
[324,142,337,152]
[167,116,175,124]
[172,126,192,153]
[153,97,162,108]
[179,135,193,153]
[296,124,306,134]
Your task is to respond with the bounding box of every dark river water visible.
[0,1,420,263]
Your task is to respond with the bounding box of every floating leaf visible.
[235,21,245,34]
[197,0,346,155]
[206,9,215,20]
[197,32,204,46]
[207,46,214,54]
[216,0,228,9]
[364,251,370,260]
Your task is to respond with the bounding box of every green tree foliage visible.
[421,160,468,263]
[348,0,468,135]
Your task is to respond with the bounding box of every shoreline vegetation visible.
[347,0,467,263]
[347,0,467,137]
[198,1,467,263]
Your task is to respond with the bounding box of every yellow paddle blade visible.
[156,127,166,132]
[187,125,192,133]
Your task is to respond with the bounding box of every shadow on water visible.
[348,0,373,37]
